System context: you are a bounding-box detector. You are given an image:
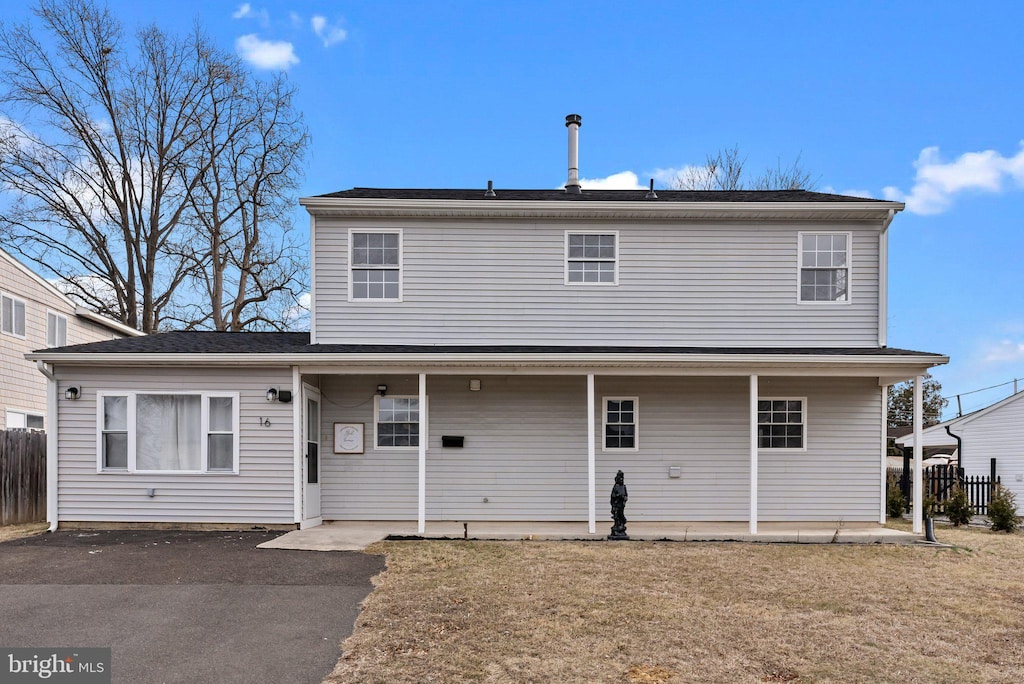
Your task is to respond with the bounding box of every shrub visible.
[988,485,1020,533]
[945,484,972,526]
[886,474,907,519]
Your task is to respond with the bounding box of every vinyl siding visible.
[319,374,882,522]
[54,366,295,523]
[757,377,882,522]
[1,256,127,430]
[313,219,880,347]
[959,393,1024,501]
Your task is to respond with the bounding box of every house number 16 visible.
[259,417,272,427]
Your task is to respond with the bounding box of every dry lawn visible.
[0,522,47,543]
[327,523,1024,684]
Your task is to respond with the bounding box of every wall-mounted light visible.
[64,386,81,400]
[377,384,388,396]
[469,379,481,392]
[266,388,293,403]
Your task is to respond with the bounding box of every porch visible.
[259,520,920,551]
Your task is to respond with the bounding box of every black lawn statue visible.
[608,470,629,540]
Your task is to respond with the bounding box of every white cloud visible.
[289,11,303,28]
[232,3,269,25]
[576,171,645,190]
[283,291,311,325]
[235,34,299,70]
[983,340,1024,363]
[311,15,347,47]
[821,186,874,199]
[884,143,1024,215]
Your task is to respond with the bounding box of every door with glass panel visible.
[303,386,321,521]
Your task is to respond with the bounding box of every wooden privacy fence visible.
[888,464,1000,516]
[1,430,46,525]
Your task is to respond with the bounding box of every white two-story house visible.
[29,117,946,534]
[1,247,141,431]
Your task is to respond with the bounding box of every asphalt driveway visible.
[0,530,384,683]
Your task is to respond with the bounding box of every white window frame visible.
[564,231,619,286]
[757,396,808,452]
[95,391,241,474]
[6,409,44,431]
[46,310,68,348]
[1,291,27,339]
[373,394,423,451]
[602,396,639,451]
[348,228,403,302]
[797,231,852,305]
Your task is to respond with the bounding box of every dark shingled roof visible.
[37,331,944,357]
[313,188,891,203]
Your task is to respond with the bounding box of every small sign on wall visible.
[334,423,364,454]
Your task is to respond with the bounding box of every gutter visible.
[74,307,145,337]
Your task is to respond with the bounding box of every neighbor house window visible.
[566,232,618,284]
[757,398,805,449]
[375,396,419,448]
[1,293,26,338]
[350,231,401,300]
[97,392,239,473]
[799,233,849,302]
[603,397,638,450]
[46,311,68,347]
[6,410,44,431]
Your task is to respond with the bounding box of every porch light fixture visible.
[377,384,388,396]
[64,386,81,400]
[266,388,293,403]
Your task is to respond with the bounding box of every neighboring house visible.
[898,390,1024,499]
[1,248,141,431]
[28,116,946,532]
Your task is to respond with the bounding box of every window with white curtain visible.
[1,292,26,338]
[46,311,68,347]
[97,392,239,473]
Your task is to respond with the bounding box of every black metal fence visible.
[888,463,1000,516]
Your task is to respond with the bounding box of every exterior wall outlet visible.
[668,466,682,478]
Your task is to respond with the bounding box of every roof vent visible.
[645,178,657,199]
[565,114,582,194]
[484,180,496,198]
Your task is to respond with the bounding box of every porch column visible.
[749,374,758,535]
[418,373,427,534]
[292,366,302,524]
[912,375,923,535]
[880,385,889,525]
[587,374,596,534]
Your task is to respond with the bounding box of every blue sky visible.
[5,1,1024,416]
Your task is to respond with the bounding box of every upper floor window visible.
[566,232,618,284]
[46,311,68,347]
[757,398,805,449]
[1,292,26,338]
[97,392,239,473]
[350,231,401,301]
[799,233,849,302]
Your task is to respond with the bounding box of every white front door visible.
[302,386,321,521]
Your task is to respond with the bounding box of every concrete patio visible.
[257,521,920,551]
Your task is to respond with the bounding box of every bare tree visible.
[672,145,817,191]
[169,58,308,331]
[0,0,308,333]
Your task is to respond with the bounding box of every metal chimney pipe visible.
[565,114,582,193]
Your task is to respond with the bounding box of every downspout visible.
[36,360,58,532]
[945,424,964,478]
